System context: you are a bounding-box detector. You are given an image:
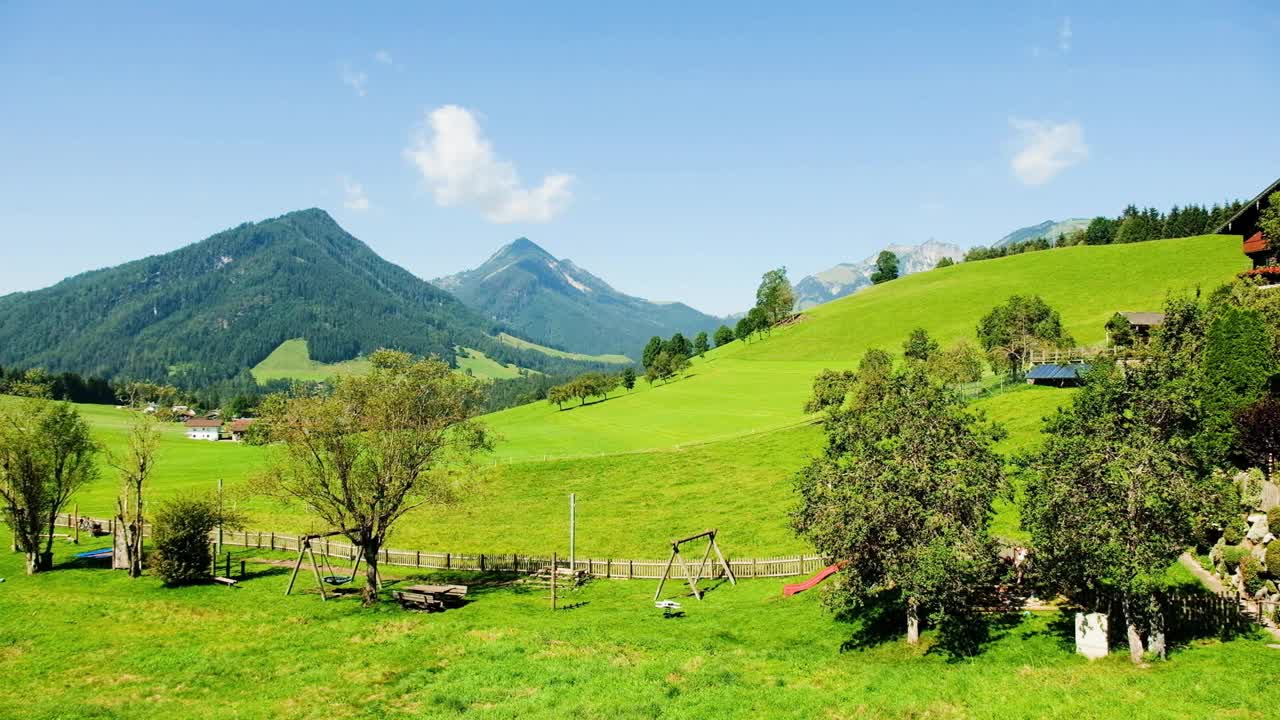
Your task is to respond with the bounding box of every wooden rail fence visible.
[55,513,827,580]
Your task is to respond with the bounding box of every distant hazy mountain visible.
[434,238,722,359]
[0,209,608,384]
[993,218,1090,248]
[794,239,964,310]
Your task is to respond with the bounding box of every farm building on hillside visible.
[184,418,222,441]
[1114,311,1164,341]
[1216,176,1280,269]
[227,418,256,442]
[1026,363,1091,387]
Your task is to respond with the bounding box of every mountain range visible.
[793,239,964,310]
[0,210,615,386]
[992,218,1090,248]
[433,238,722,359]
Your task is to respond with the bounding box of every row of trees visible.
[793,282,1277,661]
[546,371,627,410]
[964,200,1247,264]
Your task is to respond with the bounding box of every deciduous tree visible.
[870,251,899,284]
[793,364,1006,646]
[713,325,735,347]
[693,331,710,357]
[258,349,491,605]
[976,295,1074,378]
[0,398,100,574]
[1021,359,1235,662]
[755,267,796,324]
[902,328,939,362]
[108,415,160,578]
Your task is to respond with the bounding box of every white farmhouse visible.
[184,418,222,441]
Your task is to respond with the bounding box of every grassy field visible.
[455,346,531,380]
[496,332,633,364]
[249,339,372,383]
[57,384,1064,558]
[2,539,1277,720]
[484,235,1246,457]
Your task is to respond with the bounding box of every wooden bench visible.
[392,590,445,612]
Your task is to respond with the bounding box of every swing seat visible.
[322,575,353,586]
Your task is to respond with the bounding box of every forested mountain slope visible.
[434,237,722,359]
[0,210,612,385]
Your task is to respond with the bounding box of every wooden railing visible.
[54,513,827,580]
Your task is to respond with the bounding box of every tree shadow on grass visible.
[927,611,1022,662]
[836,588,1019,660]
[836,589,906,652]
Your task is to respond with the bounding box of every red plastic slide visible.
[782,562,844,597]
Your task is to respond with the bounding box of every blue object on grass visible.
[75,548,113,560]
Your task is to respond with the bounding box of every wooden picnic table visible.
[394,584,469,612]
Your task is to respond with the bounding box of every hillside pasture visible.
[495,332,633,365]
[249,338,372,383]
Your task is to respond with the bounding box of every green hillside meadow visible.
[3,233,1276,719]
[37,234,1245,558]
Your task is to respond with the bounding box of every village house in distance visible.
[183,416,254,442]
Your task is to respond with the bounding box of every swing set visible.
[653,528,736,602]
[284,531,365,601]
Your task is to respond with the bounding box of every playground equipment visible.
[782,561,845,597]
[284,531,365,601]
[653,529,736,602]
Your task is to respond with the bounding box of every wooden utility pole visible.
[551,552,558,611]
[216,478,224,558]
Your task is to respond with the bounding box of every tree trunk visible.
[362,545,381,606]
[906,598,920,645]
[25,550,40,575]
[1146,597,1166,660]
[1123,595,1145,664]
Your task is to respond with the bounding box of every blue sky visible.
[2,1,1277,315]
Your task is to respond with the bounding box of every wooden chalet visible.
[1116,311,1164,341]
[1216,176,1280,269]
[227,418,256,442]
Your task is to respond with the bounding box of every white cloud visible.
[373,50,393,65]
[1059,17,1072,52]
[341,176,370,211]
[1009,119,1089,186]
[404,105,574,223]
[340,64,367,96]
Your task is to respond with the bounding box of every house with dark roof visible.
[1025,363,1091,387]
[1215,176,1280,269]
[1115,311,1165,342]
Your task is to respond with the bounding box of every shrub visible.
[150,495,239,586]
[1269,505,1280,530]
[1267,541,1280,579]
[1222,523,1244,545]
[1239,555,1265,595]
[1221,544,1250,570]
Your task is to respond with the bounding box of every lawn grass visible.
[249,338,372,383]
[1,539,1277,719]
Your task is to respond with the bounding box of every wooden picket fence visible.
[55,513,827,580]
